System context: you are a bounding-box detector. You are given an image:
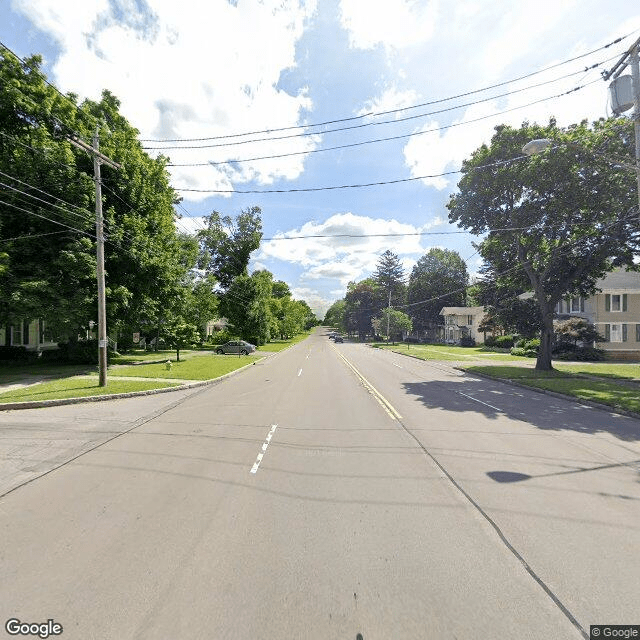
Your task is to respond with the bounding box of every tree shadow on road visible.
[400,378,640,443]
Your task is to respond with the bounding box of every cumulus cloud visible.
[356,86,420,120]
[14,0,318,200]
[402,33,631,192]
[258,211,443,292]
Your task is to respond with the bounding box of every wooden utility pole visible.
[68,128,120,386]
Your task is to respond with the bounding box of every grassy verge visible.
[0,363,96,384]
[110,354,261,380]
[372,343,529,362]
[555,362,640,381]
[258,332,311,352]
[0,378,180,403]
[463,365,640,414]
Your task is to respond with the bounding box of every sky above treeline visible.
[3,0,640,316]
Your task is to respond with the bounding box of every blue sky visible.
[2,0,640,316]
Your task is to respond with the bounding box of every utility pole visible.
[68,128,120,386]
[386,288,391,343]
[602,34,640,214]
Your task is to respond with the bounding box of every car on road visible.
[215,340,256,355]
[333,335,344,343]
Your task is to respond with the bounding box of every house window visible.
[467,315,473,326]
[608,324,628,343]
[570,297,584,313]
[636,324,640,343]
[11,324,22,346]
[611,295,621,312]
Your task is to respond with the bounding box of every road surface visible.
[1,329,639,639]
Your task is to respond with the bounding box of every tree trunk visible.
[535,308,554,371]
[176,347,180,362]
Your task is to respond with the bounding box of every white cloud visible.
[14,0,318,200]
[356,86,419,119]
[258,211,441,293]
[290,286,333,318]
[340,0,439,50]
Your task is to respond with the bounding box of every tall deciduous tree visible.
[344,278,384,340]
[407,248,468,333]
[197,207,262,289]
[447,117,639,370]
[220,270,273,345]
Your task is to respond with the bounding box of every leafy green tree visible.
[372,308,412,342]
[161,317,200,361]
[344,279,385,340]
[272,280,291,299]
[197,207,262,289]
[0,50,192,346]
[407,249,468,332]
[324,299,346,330]
[220,270,273,344]
[448,117,639,370]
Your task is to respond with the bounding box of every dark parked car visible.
[215,340,256,355]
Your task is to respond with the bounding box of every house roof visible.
[439,306,486,316]
[596,268,640,292]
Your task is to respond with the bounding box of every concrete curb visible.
[0,358,263,411]
[457,367,640,422]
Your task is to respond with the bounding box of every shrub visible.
[0,345,30,361]
[494,335,515,348]
[554,346,605,361]
[459,336,476,347]
[209,329,234,344]
[484,336,497,347]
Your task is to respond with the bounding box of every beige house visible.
[0,320,58,352]
[555,268,640,358]
[439,306,487,344]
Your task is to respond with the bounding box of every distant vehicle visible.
[328,332,338,339]
[215,340,256,355]
[333,335,344,343]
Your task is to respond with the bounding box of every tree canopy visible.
[407,248,468,332]
[447,117,639,369]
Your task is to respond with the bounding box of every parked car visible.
[333,335,344,343]
[215,340,256,355]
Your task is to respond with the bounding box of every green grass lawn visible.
[373,343,529,362]
[555,362,640,380]
[464,365,640,413]
[257,332,311,352]
[110,354,261,380]
[0,363,96,384]
[0,377,180,403]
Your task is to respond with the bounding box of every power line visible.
[169,80,600,178]
[0,198,96,238]
[149,63,609,152]
[141,31,636,144]
[0,230,71,244]
[174,154,528,194]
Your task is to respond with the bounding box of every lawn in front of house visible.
[463,364,640,414]
[0,377,180,403]
[110,354,261,380]
[373,343,530,362]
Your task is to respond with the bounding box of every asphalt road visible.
[1,329,638,639]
